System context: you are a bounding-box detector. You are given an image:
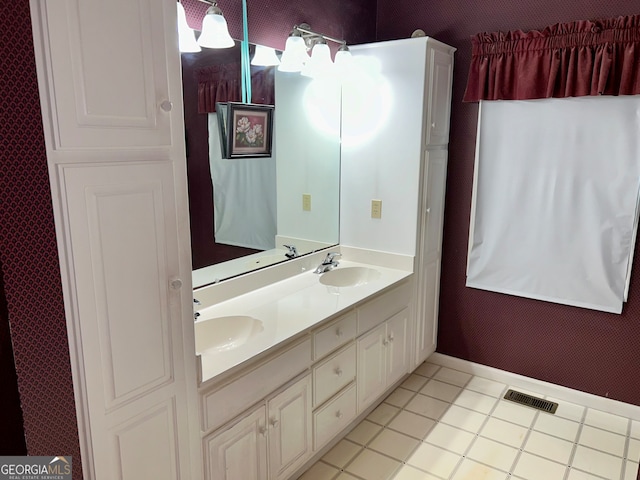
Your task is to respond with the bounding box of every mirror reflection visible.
[181,42,341,287]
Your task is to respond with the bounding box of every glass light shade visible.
[334,48,352,68]
[301,42,333,78]
[251,45,281,66]
[278,35,309,72]
[198,10,234,49]
[177,2,201,53]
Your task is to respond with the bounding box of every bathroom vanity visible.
[30,0,454,474]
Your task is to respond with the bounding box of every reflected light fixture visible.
[278,32,309,72]
[197,1,235,49]
[251,45,281,66]
[177,1,201,52]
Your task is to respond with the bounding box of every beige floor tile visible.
[404,393,450,420]
[571,445,623,479]
[480,416,528,448]
[623,460,640,480]
[524,430,574,464]
[513,452,567,480]
[345,420,382,445]
[491,400,537,428]
[566,468,606,480]
[369,428,420,461]
[583,408,629,435]
[454,389,498,414]
[401,374,430,392]
[384,387,416,408]
[419,379,462,402]
[322,439,362,468]
[425,422,475,455]
[466,437,518,472]
[334,474,359,480]
[451,458,508,480]
[390,465,440,479]
[413,362,440,378]
[345,448,401,480]
[368,402,401,426]
[440,404,488,432]
[432,367,472,387]
[546,397,585,423]
[628,438,640,463]
[533,411,580,442]
[406,443,461,478]
[387,410,436,440]
[466,376,506,398]
[578,424,626,457]
[298,461,340,480]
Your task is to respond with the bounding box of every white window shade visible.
[467,96,640,314]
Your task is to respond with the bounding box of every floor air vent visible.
[503,389,558,414]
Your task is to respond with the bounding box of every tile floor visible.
[298,362,640,480]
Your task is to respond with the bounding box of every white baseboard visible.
[428,353,640,422]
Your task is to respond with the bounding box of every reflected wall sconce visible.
[251,45,281,66]
[196,0,235,49]
[177,1,201,52]
[278,23,351,78]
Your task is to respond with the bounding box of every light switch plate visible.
[302,193,311,211]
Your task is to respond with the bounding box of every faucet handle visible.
[325,252,342,262]
[283,244,298,259]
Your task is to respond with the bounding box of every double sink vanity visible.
[193,250,415,479]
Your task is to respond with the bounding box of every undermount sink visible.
[195,316,263,354]
[319,266,381,287]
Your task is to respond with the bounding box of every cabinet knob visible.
[169,278,183,290]
[269,418,279,428]
[388,334,395,343]
[160,100,173,112]
[335,410,343,419]
[258,426,267,436]
[383,339,389,346]
[432,122,436,128]
[334,367,343,377]
[426,207,431,214]
[335,328,343,338]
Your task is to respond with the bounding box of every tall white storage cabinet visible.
[341,37,455,367]
[29,0,200,478]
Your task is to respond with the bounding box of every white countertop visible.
[195,260,412,383]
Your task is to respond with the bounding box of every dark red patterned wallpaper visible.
[0,1,82,478]
[376,0,640,407]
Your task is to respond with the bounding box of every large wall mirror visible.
[181,42,341,288]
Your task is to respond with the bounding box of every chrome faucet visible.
[283,244,298,259]
[314,252,342,274]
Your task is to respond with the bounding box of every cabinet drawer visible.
[313,383,357,450]
[357,281,412,334]
[201,337,311,433]
[313,310,356,361]
[313,344,356,407]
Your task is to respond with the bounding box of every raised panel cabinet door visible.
[32,0,177,149]
[423,150,448,262]
[205,406,268,480]
[425,44,454,146]
[415,260,440,364]
[63,162,194,479]
[268,375,313,480]
[356,324,387,412]
[386,308,410,387]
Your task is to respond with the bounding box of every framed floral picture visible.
[226,102,274,158]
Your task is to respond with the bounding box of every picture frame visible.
[226,102,274,158]
[215,102,229,159]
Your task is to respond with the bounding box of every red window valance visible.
[463,14,640,102]
[196,63,275,114]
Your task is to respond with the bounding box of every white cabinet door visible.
[386,308,410,387]
[357,324,387,412]
[425,44,454,146]
[205,406,268,480]
[415,149,448,366]
[268,375,313,480]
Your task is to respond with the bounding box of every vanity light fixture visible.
[251,45,281,66]
[279,23,351,77]
[197,0,235,49]
[177,1,201,52]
